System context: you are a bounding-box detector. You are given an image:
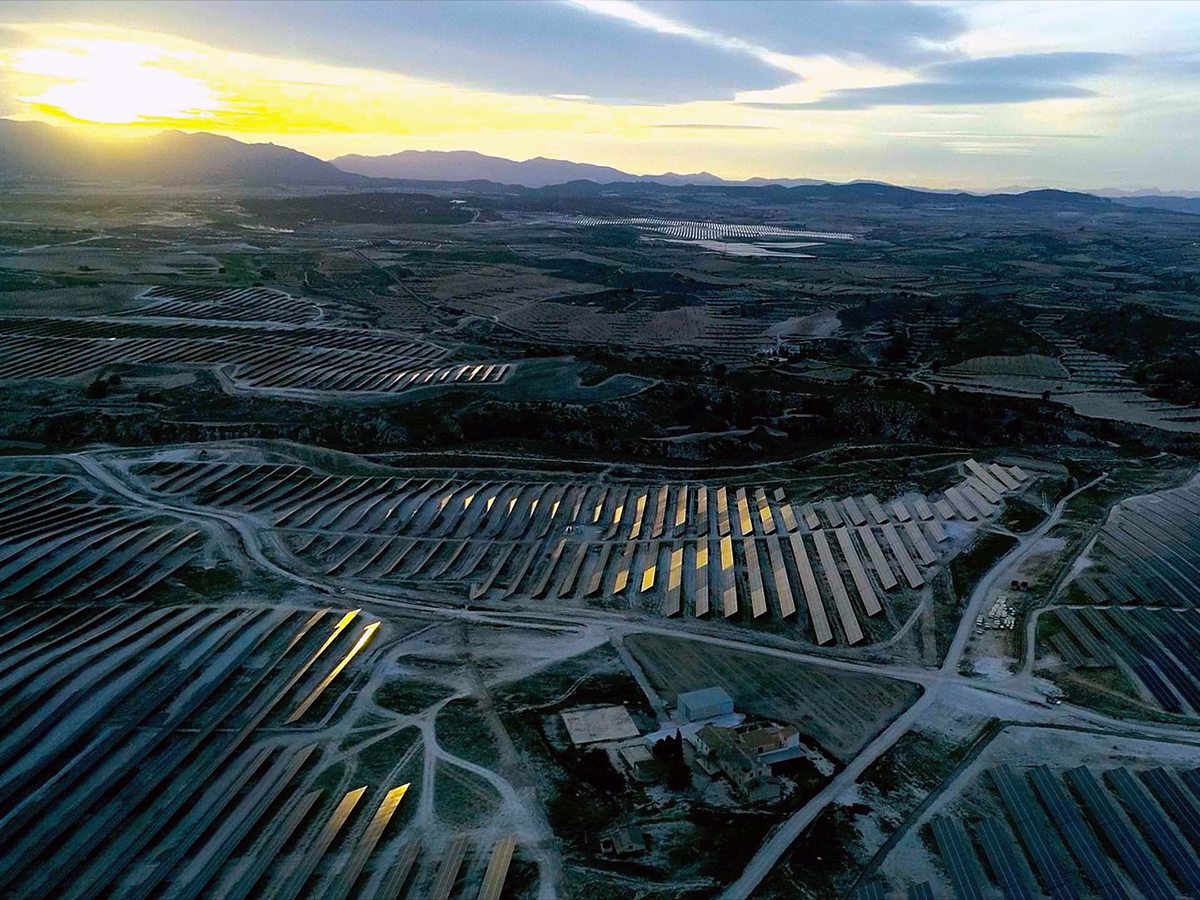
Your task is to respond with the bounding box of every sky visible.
[0,0,1197,191]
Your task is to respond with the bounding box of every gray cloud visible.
[927,52,1127,82]
[745,52,1129,110]
[0,0,791,104]
[648,0,967,68]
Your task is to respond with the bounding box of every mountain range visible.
[0,119,1197,214]
[329,148,824,188]
[0,120,365,187]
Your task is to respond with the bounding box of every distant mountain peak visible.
[0,119,366,187]
[328,147,822,189]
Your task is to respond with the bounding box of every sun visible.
[8,38,220,125]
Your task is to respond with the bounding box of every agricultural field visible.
[929,313,1200,434]
[625,633,919,762]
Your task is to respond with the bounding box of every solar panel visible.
[853,879,887,900]
[813,529,862,644]
[788,532,832,644]
[990,765,1080,900]
[1064,766,1176,900]
[930,816,987,900]
[836,527,882,616]
[1027,765,1126,900]
[864,493,889,524]
[842,496,868,526]
[858,525,898,590]
[1140,768,1200,852]
[976,817,1040,900]
[1107,767,1200,895]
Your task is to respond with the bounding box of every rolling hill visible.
[0,120,367,187]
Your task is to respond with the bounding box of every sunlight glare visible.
[10,40,219,124]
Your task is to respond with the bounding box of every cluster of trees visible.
[652,729,692,790]
[82,373,121,399]
[1129,352,1200,406]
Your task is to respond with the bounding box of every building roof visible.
[561,705,640,745]
[739,724,799,753]
[619,744,654,765]
[606,826,646,855]
[677,686,733,710]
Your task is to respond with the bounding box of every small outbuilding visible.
[600,826,647,858]
[676,686,734,722]
[618,744,663,782]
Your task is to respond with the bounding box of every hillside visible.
[330,148,824,188]
[0,120,367,187]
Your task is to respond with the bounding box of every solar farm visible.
[0,287,514,398]
[120,452,1029,648]
[0,600,529,900]
[0,468,206,603]
[3,178,1200,899]
[857,722,1200,900]
[542,215,855,242]
[1033,479,1200,715]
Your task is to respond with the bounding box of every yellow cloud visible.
[0,20,850,177]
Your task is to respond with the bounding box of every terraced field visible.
[944,353,1069,379]
[127,455,1029,647]
[928,313,1200,433]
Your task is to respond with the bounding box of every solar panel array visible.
[918,764,1200,900]
[0,471,204,603]
[1047,607,1200,714]
[130,456,1027,647]
[124,285,322,325]
[0,315,511,396]
[544,215,854,242]
[1074,482,1200,609]
[0,603,426,898]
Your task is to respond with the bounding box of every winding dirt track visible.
[51,454,1200,897]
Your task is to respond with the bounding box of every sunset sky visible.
[1,0,1197,190]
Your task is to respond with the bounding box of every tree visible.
[655,729,691,790]
[582,748,624,795]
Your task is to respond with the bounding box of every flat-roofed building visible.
[600,826,646,858]
[618,744,664,782]
[676,686,734,721]
[561,705,640,745]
